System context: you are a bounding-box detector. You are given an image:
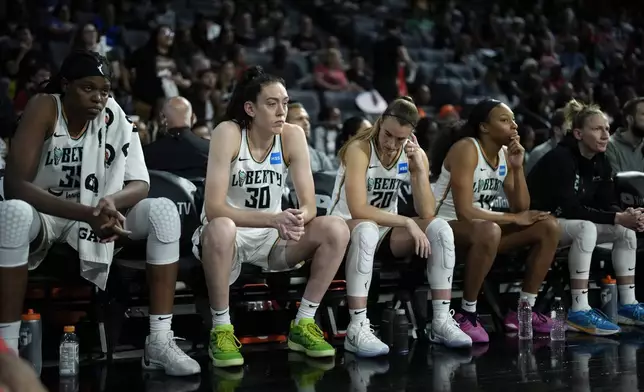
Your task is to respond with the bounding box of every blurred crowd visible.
[0,0,644,173]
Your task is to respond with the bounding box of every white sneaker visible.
[344,319,390,357]
[142,331,202,376]
[430,310,473,348]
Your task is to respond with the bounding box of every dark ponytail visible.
[429,98,502,179]
[222,65,284,130]
[430,120,474,179]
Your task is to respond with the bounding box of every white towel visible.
[67,97,149,289]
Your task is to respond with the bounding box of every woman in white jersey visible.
[0,51,200,376]
[194,66,349,368]
[330,97,472,357]
[431,98,561,343]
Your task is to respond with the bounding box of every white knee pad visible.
[613,225,637,277]
[568,221,597,280]
[146,197,181,265]
[346,221,380,297]
[0,200,34,268]
[425,218,456,290]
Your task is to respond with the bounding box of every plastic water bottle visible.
[601,275,618,323]
[19,309,42,376]
[59,326,79,376]
[550,297,566,341]
[518,297,533,340]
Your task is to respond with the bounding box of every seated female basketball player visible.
[0,51,200,376]
[432,98,561,343]
[329,96,471,357]
[528,100,644,335]
[193,66,349,368]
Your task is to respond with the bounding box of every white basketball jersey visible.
[329,139,410,220]
[433,138,507,220]
[200,129,288,230]
[32,95,84,203]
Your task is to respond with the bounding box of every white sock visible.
[0,321,21,353]
[432,299,451,321]
[349,308,368,325]
[295,298,319,324]
[618,284,638,305]
[149,314,172,335]
[461,299,477,313]
[520,291,537,308]
[211,307,231,327]
[571,288,591,311]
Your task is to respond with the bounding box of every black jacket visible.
[143,128,209,179]
[527,134,621,224]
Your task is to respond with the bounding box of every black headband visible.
[60,53,110,82]
[383,111,417,129]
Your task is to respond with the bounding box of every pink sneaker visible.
[504,311,553,334]
[453,312,489,343]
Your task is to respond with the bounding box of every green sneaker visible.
[287,318,336,358]
[209,325,244,367]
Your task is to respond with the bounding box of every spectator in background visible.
[216,61,237,103]
[313,106,343,157]
[127,25,191,121]
[4,26,45,80]
[519,124,535,156]
[187,68,220,130]
[286,102,335,172]
[606,97,644,172]
[415,116,439,160]
[13,63,50,115]
[266,44,304,88]
[259,20,291,54]
[292,16,320,52]
[47,3,75,41]
[346,54,372,91]
[437,104,460,124]
[335,116,372,156]
[525,108,566,174]
[93,2,124,49]
[372,19,408,102]
[144,97,209,179]
[314,49,350,92]
[235,12,257,47]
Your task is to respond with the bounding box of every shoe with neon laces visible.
[288,318,336,358]
[567,308,620,336]
[618,303,644,326]
[209,325,244,367]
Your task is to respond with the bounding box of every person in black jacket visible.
[144,97,209,179]
[528,99,644,336]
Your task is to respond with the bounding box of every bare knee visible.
[313,216,350,248]
[201,217,237,258]
[534,216,562,242]
[471,220,502,250]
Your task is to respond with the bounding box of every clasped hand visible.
[88,197,132,243]
[623,208,644,232]
[273,209,305,241]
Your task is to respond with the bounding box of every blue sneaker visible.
[618,303,644,326]
[567,308,620,336]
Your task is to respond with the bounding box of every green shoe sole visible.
[287,339,336,358]
[208,347,245,367]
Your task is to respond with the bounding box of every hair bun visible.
[241,66,265,84]
[399,96,415,104]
